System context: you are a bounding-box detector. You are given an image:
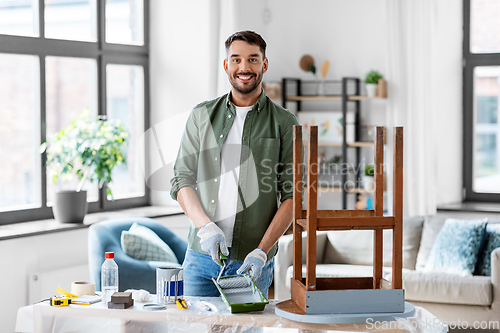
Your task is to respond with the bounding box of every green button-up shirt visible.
[170,90,299,261]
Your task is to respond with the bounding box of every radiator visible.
[29,264,90,304]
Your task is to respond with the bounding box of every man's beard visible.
[229,71,262,95]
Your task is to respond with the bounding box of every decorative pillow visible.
[424,218,487,276]
[121,223,179,263]
[475,223,500,276]
[415,216,448,270]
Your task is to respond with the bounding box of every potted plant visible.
[365,70,383,97]
[41,110,129,223]
[363,163,375,192]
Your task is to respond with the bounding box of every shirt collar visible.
[225,89,268,114]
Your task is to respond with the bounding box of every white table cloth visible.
[16,296,447,333]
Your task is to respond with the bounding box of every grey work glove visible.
[237,248,267,279]
[197,222,229,266]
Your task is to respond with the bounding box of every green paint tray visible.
[212,274,269,313]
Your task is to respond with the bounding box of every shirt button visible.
[228,115,232,118]
[243,137,247,141]
[220,134,224,138]
[211,200,215,204]
[214,179,218,183]
[247,115,250,119]
[215,157,218,161]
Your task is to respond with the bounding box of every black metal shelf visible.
[282,77,363,209]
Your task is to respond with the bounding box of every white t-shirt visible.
[214,105,253,246]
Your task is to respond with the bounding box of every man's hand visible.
[197,222,229,266]
[237,248,267,279]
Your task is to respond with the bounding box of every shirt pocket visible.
[254,138,280,169]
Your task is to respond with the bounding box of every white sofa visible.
[274,216,500,325]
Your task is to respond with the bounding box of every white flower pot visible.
[365,83,377,97]
[363,176,375,192]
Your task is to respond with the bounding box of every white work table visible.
[16,296,447,333]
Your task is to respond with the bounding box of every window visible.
[0,1,39,37]
[464,0,500,201]
[0,0,149,224]
[105,63,145,201]
[0,54,40,212]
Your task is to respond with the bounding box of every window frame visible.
[0,0,150,224]
[463,0,500,202]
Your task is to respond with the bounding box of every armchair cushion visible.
[475,223,500,276]
[121,222,179,263]
[401,270,492,306]
[424,218,487,276]
[415,216,448,270]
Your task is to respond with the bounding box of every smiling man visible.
[170,31,299,297]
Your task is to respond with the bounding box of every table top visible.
[16,296,447,333]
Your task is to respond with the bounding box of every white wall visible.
[1,229,88,333]
[149,0,216,205]
[235,0,387,83]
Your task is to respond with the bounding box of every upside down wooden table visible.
[276,125,410,323]
[16,296,447,333]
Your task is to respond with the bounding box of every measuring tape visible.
[49,286,79,306]
[50,296,72,307]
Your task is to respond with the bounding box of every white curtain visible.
[384,0,439,217]
[207,0,231,99]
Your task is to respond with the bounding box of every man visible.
[170,31,298,297]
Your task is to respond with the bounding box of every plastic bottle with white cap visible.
[101,252,119,305]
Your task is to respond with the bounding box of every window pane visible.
[473,66,500,193]
[45,56,98,203]
[0,0,38,37]
[0,53,40,211]
[106,64,145,199]
[470,0,500,53]
[45,0,96,41]
[106,0,143,45]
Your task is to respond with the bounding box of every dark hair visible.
[225,31,267,59]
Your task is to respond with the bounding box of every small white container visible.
[365,83,377,97]
[363,175,375,192]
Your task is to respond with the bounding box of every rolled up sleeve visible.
[170,109,200,201]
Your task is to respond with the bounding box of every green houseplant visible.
[364,164,375,177]
[41,110,129,222]
[365,70,384,97]
[363,163,375,192]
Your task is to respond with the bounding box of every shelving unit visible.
[282,77,378,209]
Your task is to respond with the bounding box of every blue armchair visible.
[88,217,188,293]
